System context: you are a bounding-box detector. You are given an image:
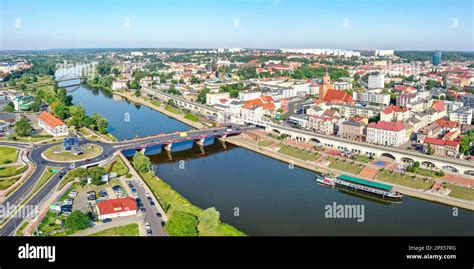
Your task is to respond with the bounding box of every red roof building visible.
[96,197,137,220]
[423,137,460,158]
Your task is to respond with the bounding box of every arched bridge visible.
[116,126,250,156]
[268,124,474,176]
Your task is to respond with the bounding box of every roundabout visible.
[42,143,104,163]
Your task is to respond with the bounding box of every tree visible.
[132,152,151,173]
[69,105,87,127]
[427,144,434,155]
[164,211,199,236]
[198,207,220,233]
[89,166,106,185]
[5,102,14,112]
[54,103,70,120]
[57,88,72,106]
[14,118,33,137]
[134,90,141,97]
[64,211,90,232]
[197,87,210,104]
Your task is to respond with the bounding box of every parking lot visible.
[59,175,166,236]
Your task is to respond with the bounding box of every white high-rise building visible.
[375,50,394,57]
[368,73,385,89]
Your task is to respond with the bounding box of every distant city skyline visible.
[1,0,473,51]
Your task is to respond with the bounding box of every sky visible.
[0,0,473,51]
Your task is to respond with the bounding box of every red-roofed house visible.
[96,197,137,220]
[366,121,408,147]
[38,112,68,137]
[308,115,340,135]
[380,105,410,122]
[423,137,460,158]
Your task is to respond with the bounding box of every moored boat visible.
[334,175,403,201]
[315,173,336,187]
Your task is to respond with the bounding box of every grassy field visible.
[327,157,363,174]
[150,100,161,107]
[446,184,474,201]
[184,113,199,122]
[0,176,20,190]
[165,105,182,114]
[140,171,244,236]
[43,144,103,162]
[103,157,129,176]
[257,140,274,147]
[37,211,69,236]
[353,154,371,163]
[0,165,28,178]
[0,146,18,164]
[278,144,320,161]
[377,170,434,190]
[89,223,140,236]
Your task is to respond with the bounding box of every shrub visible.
[165,211,199,236]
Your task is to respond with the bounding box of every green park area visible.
[90,223,140,236]
[377,170,434,190]
[445,183,474,201]
[165,105,182,114]
[43,144,103,162]
[103,156,129,177]
[0,165,28,178]
[140,171,244,236]
[0,176,20,190]
[257,140,274,147]
[184,113,199,122]
[353,154,371,163]
[278,144,320,161]
[0,146,18,164]
[327,157,363,174]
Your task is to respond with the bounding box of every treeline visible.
[395,51,474,62]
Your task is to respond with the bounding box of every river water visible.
[68,85,474,236]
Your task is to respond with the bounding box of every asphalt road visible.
[128,179,166,236]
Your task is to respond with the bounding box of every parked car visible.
[102,218,112,223]
[68,191,78,197]
[64,198,74,205]
[145,222,151,230]
[156,213,162,218]
[160,221,166,227]
[140,207,146,212]
[87,191,97,201]
[146,229,153,236]
[134,193,139,199]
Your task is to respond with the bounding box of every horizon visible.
[1,0,473,51]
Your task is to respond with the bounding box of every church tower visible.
[319,70,331,101]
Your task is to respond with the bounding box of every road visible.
[128,179,166,236]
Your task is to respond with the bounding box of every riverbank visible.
[112,91,206,129]
[226,135,474,211]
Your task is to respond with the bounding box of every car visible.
[145,222,151,229]
[68,191,78,197]
[134,193,139,199]
[64,198,74,205]
[102,154,107,158]
[40,160,48,165]
[160,221,166,227]
[145,191,149,197]
[156,213,162,218]
[149,201,155,206]
[131,188,137,193]
[146,229,153,236]
[147,196,152,201]
[140,207,146,212]
[102,218,112,223]
[128,183,134,188]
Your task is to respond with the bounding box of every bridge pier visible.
[217,135,227,142]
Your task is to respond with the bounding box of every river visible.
[66,84,474,236]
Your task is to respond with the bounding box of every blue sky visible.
[1,0,473,50]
